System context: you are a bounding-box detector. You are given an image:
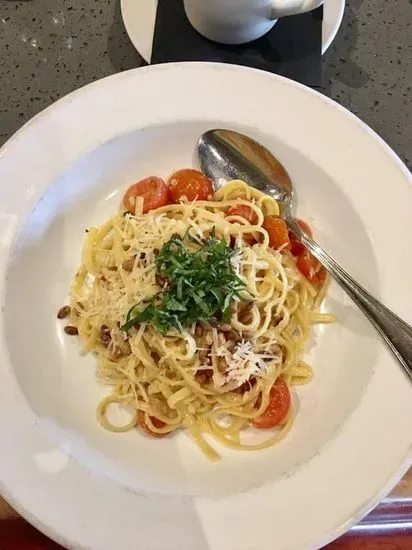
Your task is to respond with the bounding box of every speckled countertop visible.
[0,0,411,168]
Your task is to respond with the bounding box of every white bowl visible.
[0,62,411,550]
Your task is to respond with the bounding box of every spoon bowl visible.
[198,129,292,207]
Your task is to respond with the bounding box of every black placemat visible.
[151,0,323,88]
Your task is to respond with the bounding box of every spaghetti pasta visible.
[66,177,334,461]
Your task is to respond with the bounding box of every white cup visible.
[183,0,324,45]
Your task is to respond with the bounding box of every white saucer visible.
[121,0,345,62]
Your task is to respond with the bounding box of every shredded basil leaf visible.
[121,232,251,334]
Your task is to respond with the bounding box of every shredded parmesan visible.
[225,340,280,386]
[77,212,187,326]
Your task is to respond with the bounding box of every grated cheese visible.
[81,212,187,326]
[225,340,280,386]
[230,249,242,276]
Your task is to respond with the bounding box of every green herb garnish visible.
[122,231,250,335]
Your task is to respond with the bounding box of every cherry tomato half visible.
[225,203,258,225]
[262,216,290,250]
[289,219,313,256]
[313,266,327,286]
[137,412,168,438]
[123,176,170,214]
[251,378,291,429]
[296,249,327,286]
[168,169,214,202]
[225,201,258,245]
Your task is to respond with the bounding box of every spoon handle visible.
[288,218,412,381]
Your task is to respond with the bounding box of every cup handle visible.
[270,0,323,19]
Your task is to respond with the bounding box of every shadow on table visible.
[107,0,146,72]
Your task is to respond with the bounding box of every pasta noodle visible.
[67,179,334,461]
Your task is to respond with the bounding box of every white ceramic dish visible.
[0,62,411,550]
[121,0,345,60]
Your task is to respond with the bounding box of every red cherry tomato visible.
[123,176,170,214]
[296,249,317,279]
[289,219,313,256]
[225,203,258,224]
[137,412,168,438]
[251,378,291,429]
[313,266,327,286]
[262,216,290,250]
[168,169,214,202]
[296,249,327,286]
[225,201,258,245]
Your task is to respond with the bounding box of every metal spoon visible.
[197,129,412,380]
